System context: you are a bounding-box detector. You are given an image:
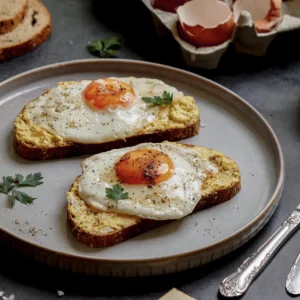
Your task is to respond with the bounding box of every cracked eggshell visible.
[177,0,235,47]
[233,0,282,33]
[152,0,191,13]
[142,0,300,69]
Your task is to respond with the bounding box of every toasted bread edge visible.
[67,144,241,248]
[14,118,200,160]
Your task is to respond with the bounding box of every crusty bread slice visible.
[0,0,27,34]
[66,142,241,248]
[14,83,200,160]
[0,0,51,61]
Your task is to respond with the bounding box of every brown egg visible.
[177,0,235,47]
[152,0,191,13]
[233,0,282,33]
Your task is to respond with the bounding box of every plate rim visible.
[0,58,285,264]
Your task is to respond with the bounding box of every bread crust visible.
[67,143,241,248]
[14,119,200,160]
[67,180,241,248]
[0,22,52,61]
[0,0,52,61]
[0,0,27,34]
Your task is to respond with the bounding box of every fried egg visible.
[77,142,218,220]
[24,77,184,144]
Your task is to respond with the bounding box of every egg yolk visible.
[83,78,136,109]
[115,149,174,187]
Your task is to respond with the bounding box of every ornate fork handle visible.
[219,209,300,297]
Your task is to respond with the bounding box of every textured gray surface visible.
[0,0,300,299]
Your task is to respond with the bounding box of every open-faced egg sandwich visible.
[66,141,241,247]
[14,77,200,160]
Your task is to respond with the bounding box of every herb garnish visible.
[105,184,128,201]
[0,173,43,207]
[87,36,121,58]
[142,91,173,106]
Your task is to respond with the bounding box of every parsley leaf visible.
[0,172,43,208]
[142,91,173,106]
[15,172,43,187]
[0,176,15,194]
[105,184,128,201]
[13,190,36,205]
[87,36,121,58]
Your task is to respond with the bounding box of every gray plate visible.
[0,59,284,276]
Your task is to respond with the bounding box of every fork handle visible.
[219,209,300,297]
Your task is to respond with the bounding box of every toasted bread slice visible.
[66,142,241,248]
[14,79,200,160]
[0,0,27,34]
[0,0,51,61]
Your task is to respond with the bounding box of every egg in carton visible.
[142,0,300,69]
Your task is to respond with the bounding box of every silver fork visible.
[219,205,300,297]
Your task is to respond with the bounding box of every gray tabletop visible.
[1,0,300,299]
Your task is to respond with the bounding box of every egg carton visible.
[142,0,300,69]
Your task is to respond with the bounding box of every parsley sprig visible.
[105,184,128,201]
[142,91,173,106]
[87,36,121,58]
[0,173,43,207]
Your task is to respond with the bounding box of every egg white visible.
[77,142,218,220]
[24,77,183,144]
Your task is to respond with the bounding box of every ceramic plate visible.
[0,59,284,277]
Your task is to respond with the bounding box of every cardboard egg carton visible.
[142,0,300,69]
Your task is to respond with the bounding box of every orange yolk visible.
[83,78,136,110]
[115,149,174,187]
